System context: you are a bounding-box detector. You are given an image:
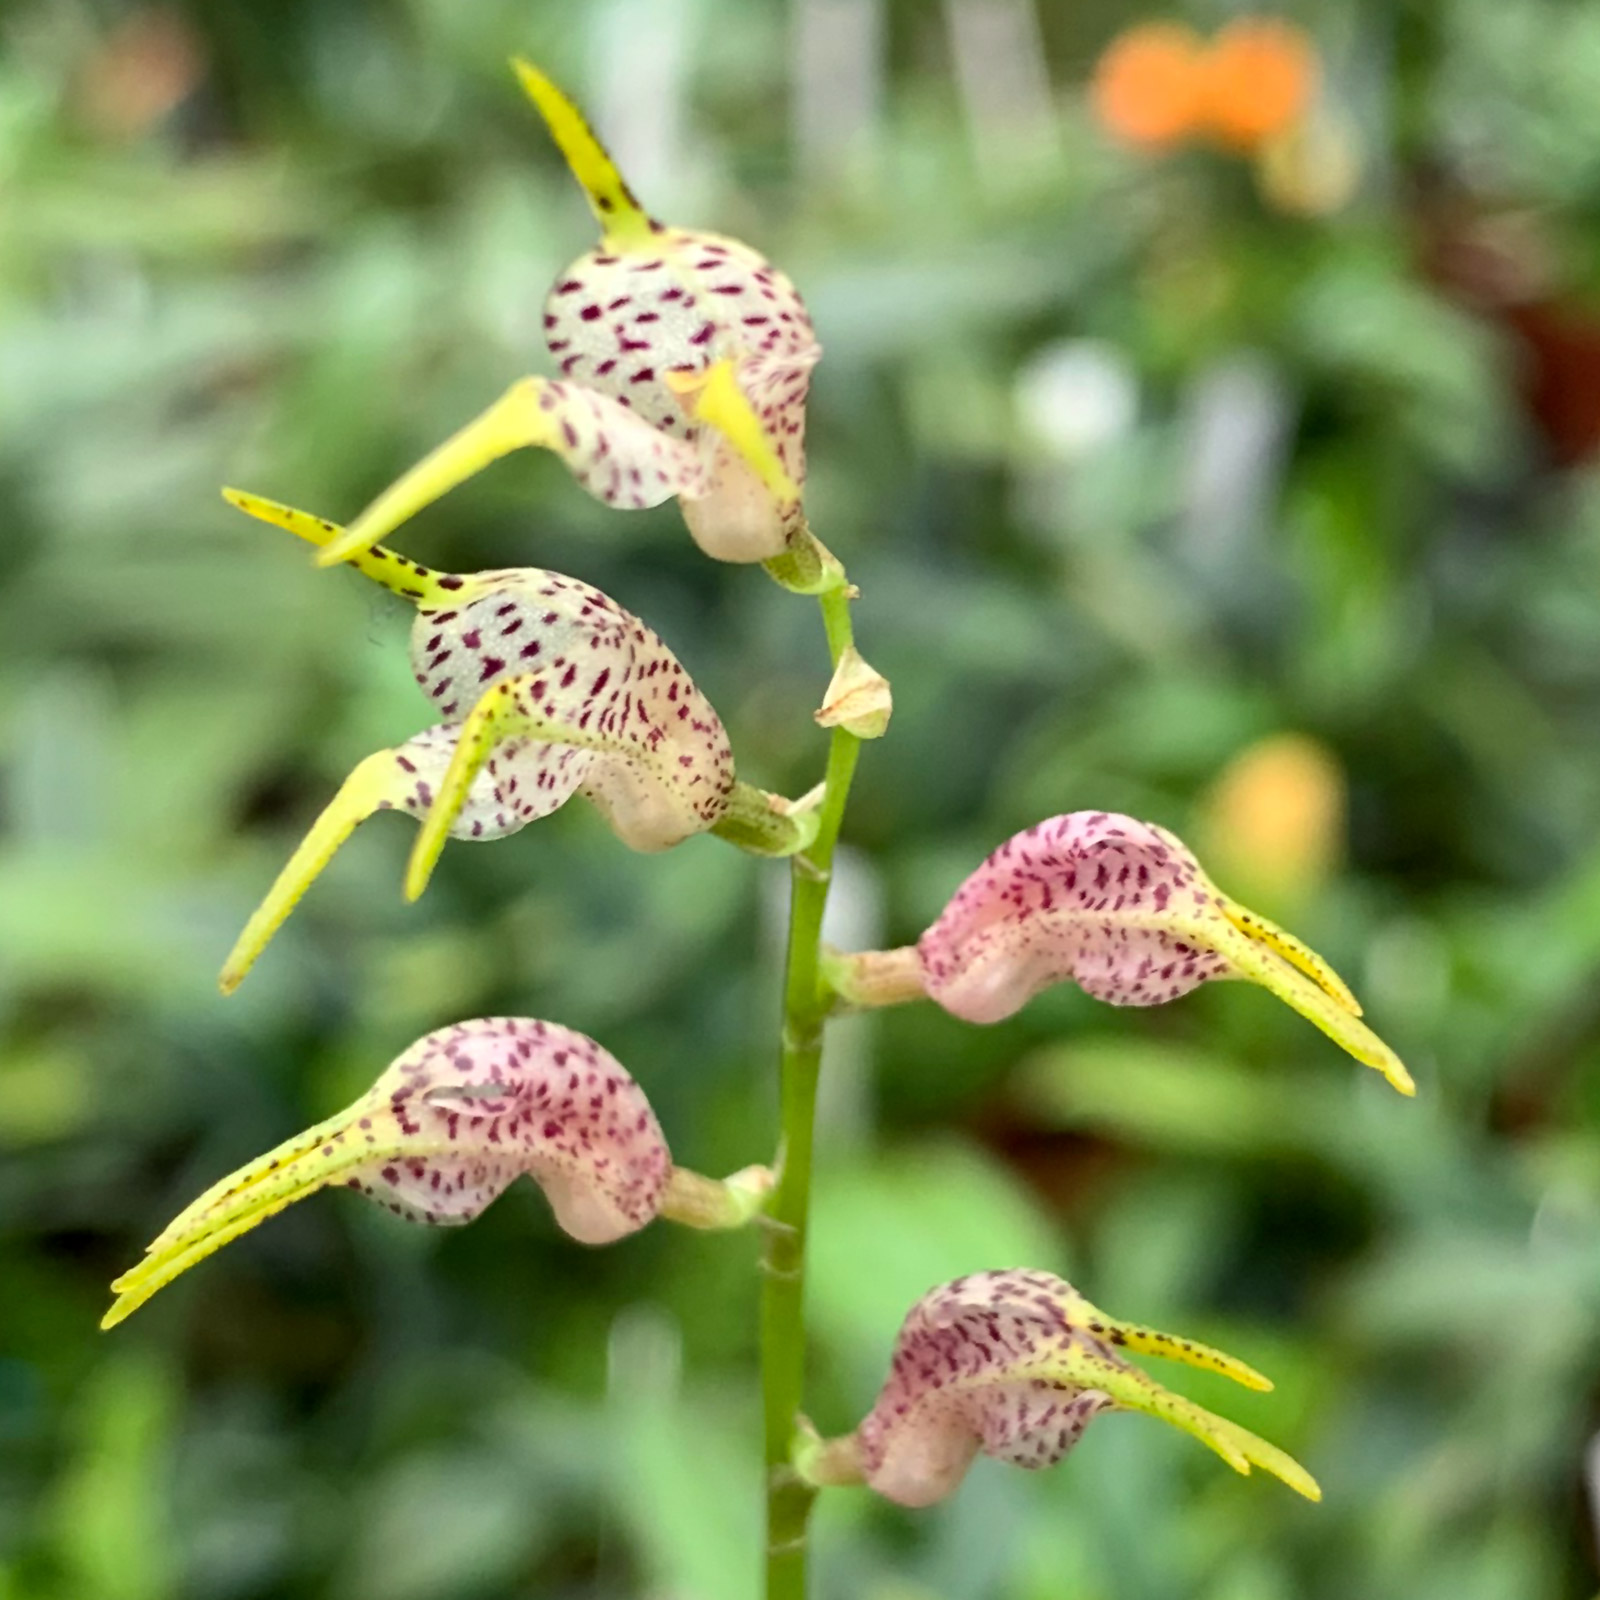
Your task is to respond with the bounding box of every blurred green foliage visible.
[4,1,1600,1596]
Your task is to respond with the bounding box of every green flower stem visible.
[762,584,861,1600]
[710,779,821,858]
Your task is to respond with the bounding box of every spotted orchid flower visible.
[102,1016,771,1329]
[826,811,1412,1093]
[312,60,823,578]
[797,1269,1319,1507]
[218,491,786,994]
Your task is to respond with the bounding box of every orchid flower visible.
[102,1016,771,1329]
[796,1269,1319,1507]
[825,810,1412,1094]
[217,492,806,995]
[310,60,824,578]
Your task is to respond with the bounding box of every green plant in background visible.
[94,62,1418,1599]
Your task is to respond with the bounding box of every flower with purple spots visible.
[217,491,752,993]
[825,810,1412,1093]
[94,49,1438,1591]
[796,1269,1320,1507]
[309,61,824,574]
[102,1016,772,1329]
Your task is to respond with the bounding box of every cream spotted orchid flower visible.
[796,1269,1319,1507]
[311,61,827,582]
[825,810,1412,1093]
[102,1016,772,1329]
[218,492,807,994]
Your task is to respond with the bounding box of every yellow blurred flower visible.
[1196,733,1346,908]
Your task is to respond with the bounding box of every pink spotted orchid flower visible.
[826,810,1412,1093]
[310,61,825,580]
[797,1269,1319,1506]
[102,1016,771,1329]
[217,492,804,994]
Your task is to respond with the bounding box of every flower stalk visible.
[761,583,861,1600]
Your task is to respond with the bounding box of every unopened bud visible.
[815,647,892,739]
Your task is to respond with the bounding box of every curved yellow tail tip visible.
[403,838,442,904]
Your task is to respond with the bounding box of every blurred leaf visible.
[50,1351,176,1600]
[809,1138,1065,1364]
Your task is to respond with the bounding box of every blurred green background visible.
[6,0,1600,1596]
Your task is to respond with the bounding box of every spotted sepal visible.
[220,494,735,988]
[102,1018,675,1329]
[915,811,1412,1093]
[837,1269,1319,1508]
[310,63,822,571]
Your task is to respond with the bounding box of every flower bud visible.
[814,647,892,740]
[830,1269,1319,1507]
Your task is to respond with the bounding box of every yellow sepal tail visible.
[1080,1305,1273,1393]
[511,57,657,247]
[101,1107,387,1329]
[315,378,560,568]
[667,360,801,506]
[219,749,419,994]
[222,489,456,603]
[1033,1343,1321,1503]
[403,676,611,903]
[1215,918,1415,1095]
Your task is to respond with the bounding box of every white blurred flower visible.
[1014,338,1139,461]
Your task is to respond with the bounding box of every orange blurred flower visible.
[1091,23,1207,150]
[1091,16,1318,156]
[1201,17,1317,151]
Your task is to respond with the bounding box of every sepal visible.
[219,492,735,989]
[103,1018,690,1328]
[824,1269,1319,1508]
[317,63,820,569]
[914,811,1412,1093]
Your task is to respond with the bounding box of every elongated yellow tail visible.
[512,57,657,247]
[1083,1308,1272,1392]
[315,379,560,568]
[1220,897,1361,1015]
[403,677,609,902]
[222,489,457,604]
[666,360,801,506]
[1216,919,1414,1095]
[101,1106,381,1329]
[219,748,420,994]
[1101,1362,1323,1502]
[1030,1319,1320,1500]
